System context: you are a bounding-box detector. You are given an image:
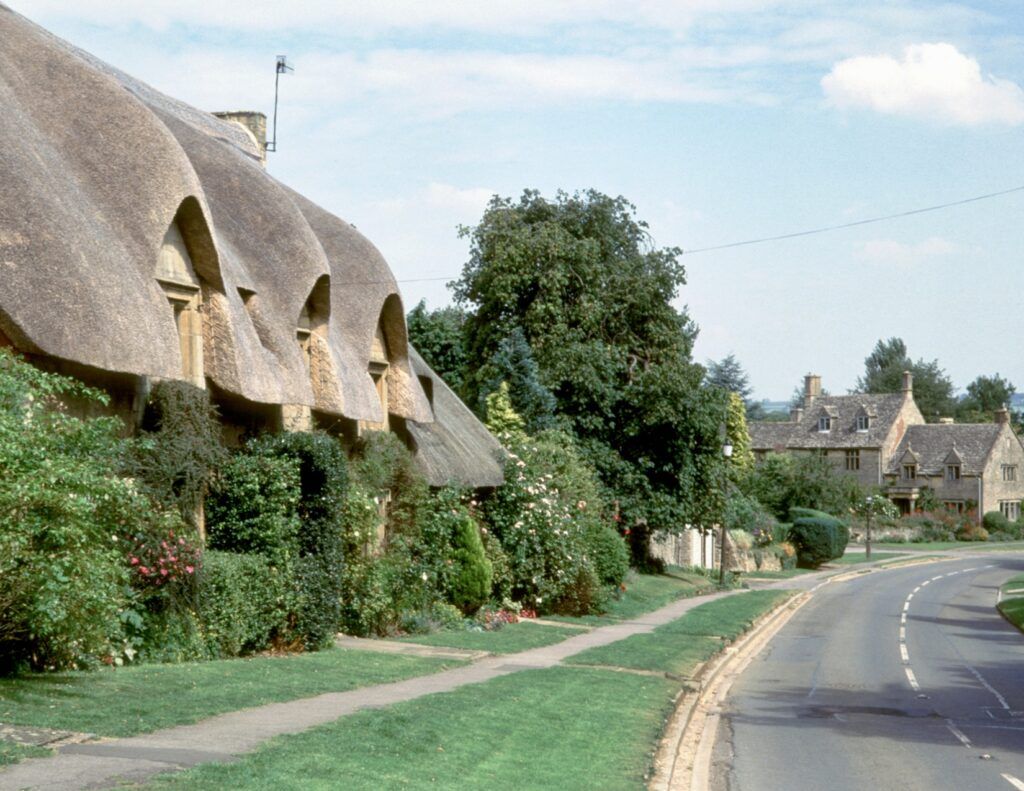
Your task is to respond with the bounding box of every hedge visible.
[787,508,848,568]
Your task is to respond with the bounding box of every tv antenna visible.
[266,55,293,153]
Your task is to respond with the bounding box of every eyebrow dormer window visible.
[156,222,204,388]
[818,416,831,432]
[856,415,870,431]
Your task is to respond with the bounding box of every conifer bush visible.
[449,517,493,615]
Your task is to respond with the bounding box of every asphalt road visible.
[713,554,1024,791]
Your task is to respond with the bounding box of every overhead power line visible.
[386,182,1024,282]
[680,183,1024,255]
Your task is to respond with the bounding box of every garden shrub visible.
[206,452,302,565]
[209,431,349,649]
[197,551,290,657]
[724,492,778,547]
[787,508,848,568]
[449,517,493,615]
[585,523,630,587]
[0,352,154,672]
[481,529,514,602]
[126,380,227,529]
[956,523,989,542]
[982,511,1011,536]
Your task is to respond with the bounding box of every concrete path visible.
[0,561,887,791]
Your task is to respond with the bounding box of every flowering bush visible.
[124,523,202,592]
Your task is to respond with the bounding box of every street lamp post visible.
[720,440,733,585]
[865,495,873,561]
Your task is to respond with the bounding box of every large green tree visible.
[856,337,956,421]
[454,189,727,531]
[405,300,469,393]
[957,373,1015,422]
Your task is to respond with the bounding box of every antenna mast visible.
[267,55,293,154]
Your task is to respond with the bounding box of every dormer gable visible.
[855,403,876,432]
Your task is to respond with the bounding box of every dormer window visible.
[818,416,831,432]
[902,464,917,481]
[946,464,961,481]
[156,221,204,388]
[856,415,870,432]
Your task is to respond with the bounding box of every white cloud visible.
[425,183,495,215]
[822,42,1024,126]
[856,236,960,267]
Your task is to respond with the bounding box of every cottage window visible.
[1003,465,1018,482]
[946,464,961,481]
[818,416,831,432]
[856,415,870,432]
[845,449,860,471]
[1000,500,1021,521]
[943,501,965,514]
[902,464,917,480]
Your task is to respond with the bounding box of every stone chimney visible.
[804,374,821,409]
[790,406,804,423]
[938,417,954,425]
[902,370,913,394]
[213,111,267,168]
[996,405,1011,425]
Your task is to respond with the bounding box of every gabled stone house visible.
[749,374,1024,520]
[0,5,503,490]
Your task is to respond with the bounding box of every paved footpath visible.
[0,561,897,791]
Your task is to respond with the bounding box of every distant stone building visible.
[0,5,503,490]
[749,374,1024,520]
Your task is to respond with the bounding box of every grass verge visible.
[147,587,794,791]
[0,648,460,738]
[567,590,793,676]
[148,666,679,791]
[397,621,587,653]
[0,742,51,766]
[997,573,1024,633]
[549,567,717,627]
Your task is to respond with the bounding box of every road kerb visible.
[649,591,810,791]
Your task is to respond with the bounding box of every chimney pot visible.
[996,405,1010,425]
[902,371,913,393]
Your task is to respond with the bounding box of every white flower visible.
[421,572,429,582]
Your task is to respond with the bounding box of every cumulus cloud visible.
[822,42,1024,126]
[856,236,959,267]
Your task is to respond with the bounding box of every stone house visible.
[0,5,503,490]
[749,374,1024,520]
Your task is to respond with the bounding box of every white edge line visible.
[1002,773,1024,791]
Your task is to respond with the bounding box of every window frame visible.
[818,416,832,432]
[845,449,860,471]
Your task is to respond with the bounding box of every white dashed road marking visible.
[1002,773,1024,791]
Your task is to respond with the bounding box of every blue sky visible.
[12,1,1024,401]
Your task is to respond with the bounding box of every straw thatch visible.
[0,4,501,487]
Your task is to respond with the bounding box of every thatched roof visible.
[406,348,506,488]
[0,5,502,487]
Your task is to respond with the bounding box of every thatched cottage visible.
[0,4,503,489]
[749,374,1024,520]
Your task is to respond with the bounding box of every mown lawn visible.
[0,648,460,738]
[997,573,1024,633]
[146,587,794,791]
[567,590,794,676]
[396,621,586,653]
[148,666,677,791]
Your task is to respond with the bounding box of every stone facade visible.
[750,374,1024,522]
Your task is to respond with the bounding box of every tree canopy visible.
[855,337,956,421]
[453,189,727,530]
[405,300,469,393]
[706,354,752,402]
[957,373,1015,422]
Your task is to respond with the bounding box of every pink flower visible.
[139,566,149,575]
[185,565,194,574]
[129,557,139,565]
[160,568,168,576]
